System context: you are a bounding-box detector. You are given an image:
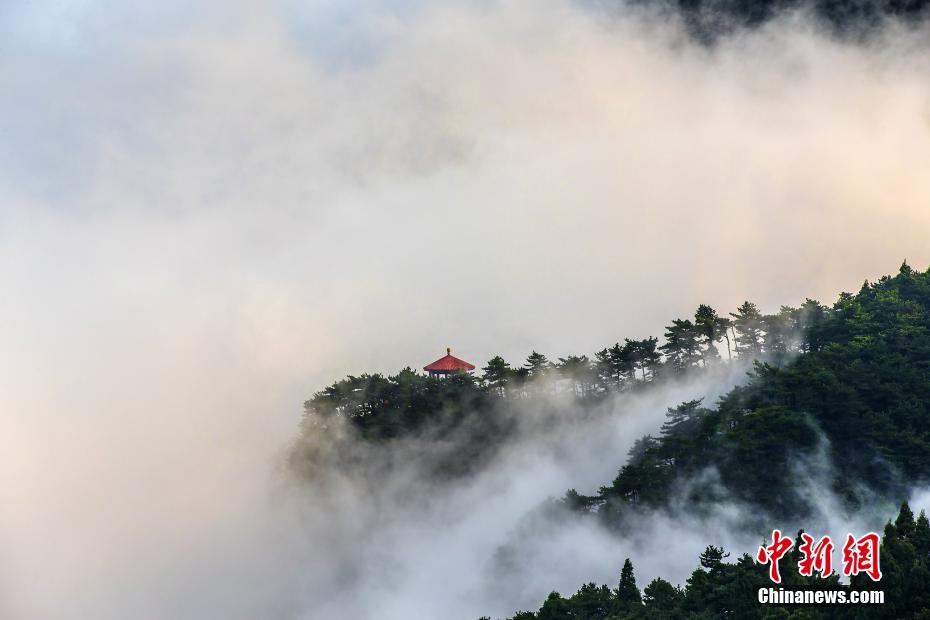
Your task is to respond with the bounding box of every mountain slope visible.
[492,264,930,619]
[596,264,930,527]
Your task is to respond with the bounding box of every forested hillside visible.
[626,0,930,39]
[595,263,930,524]
[487,501,930,619]
[296,264,930,618]
[485,266,930,618]
[293,286,816,477]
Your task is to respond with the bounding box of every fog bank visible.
[3,1,930,618]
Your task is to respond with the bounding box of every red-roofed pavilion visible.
[424,347,476,377]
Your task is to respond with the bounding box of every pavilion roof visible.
[423,349,475,372]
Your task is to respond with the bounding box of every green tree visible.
[482,355,512,397]
[635,337,662,382]
[642,577,683,613]
[694,304,726,364]
[524,350,552,378]
[914,510,930,556]
[798,298,828,352]
[614,557,642,610]
[610,338,640,388]
[730,301,764,358]
[537,591,571,620]
[762,307,798,363]
[567,582,614,619]
[661,318,702,373]
[594,348,616,393]
[558,355,595,398]
[896,501,915,538]
[612,341,638,389]
[698,545,730,573]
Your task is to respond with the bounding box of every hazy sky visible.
[3,1,930,618]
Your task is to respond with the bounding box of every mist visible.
[3,0,930,618]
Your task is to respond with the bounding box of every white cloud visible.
[2,1,930,617]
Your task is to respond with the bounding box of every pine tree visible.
[508,366,530,399]
[618,339,640,386]
[606,343,628,390]
[661,318,701,373]
[568,583,614,618]
[615,558,642,609]
[558,355,594,398]
[661,399,705,437]
[536,592,571,620]
[642,577,683,611]
[523,350,552,394]
[596,343,636,392]
[482,356,512,397]
[730,301,764,357]
[762,307,797,362]
[896,501,916,539]
[594,348,615,393]
[717,316,734,361]
[524,350,551,378]
[635,338,662,382]
[698,545,729,573]
[914,511,930,557]
[799,298,828,352]
[694,304,726,364]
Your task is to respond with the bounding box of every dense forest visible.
[296,264,930,617]
[623,0,930,39]
[594,263,930,523]
[486,501,930,619]
[299,299,815,436]
[483,265,930,618]
[293,289,816,477]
